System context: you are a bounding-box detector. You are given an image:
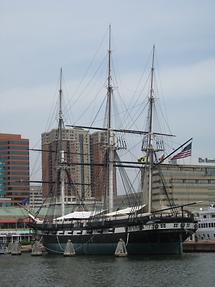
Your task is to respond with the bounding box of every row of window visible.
[7,187,29,191]
[7,171,29,175]
[173,223,190,228]
[7,192,29,195]
[6,184,29,188]
[7,166,29,170]
[197,234,215,240]
[0,151,28,155]
[0,223,27,229]
[3,156,29,161]
[202,214,215,219]
[2,177,29,181]
[172,179,215,184]
[0,146,28,150]
[206,168,215,176]
[4,161,29,166]
[0,141,28,145]
[199,222,215,228]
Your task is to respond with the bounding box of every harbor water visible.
[0,253,215,287]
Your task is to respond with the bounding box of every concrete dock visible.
[183,241,215,252]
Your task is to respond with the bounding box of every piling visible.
[64,239,75,256]
[7,242,13,254]
[11,241,21,255]
[115,238,128,257]
[31,240,43,256]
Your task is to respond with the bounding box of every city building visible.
[114,164,215,212]
[41,126,215,212]
[0,206,33,243]
[0,158,5,197]
[41,128,92,202]
[0,133,30,206]
[29,185,43,208]
[154,164,215,211]
[0,197,12,207]
[90,131,107,201]
[90,131,117,203]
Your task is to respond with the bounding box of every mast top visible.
[58,67,64,130]
[149,45,155,101]
[108,24,111,53]
[107,24,113,131]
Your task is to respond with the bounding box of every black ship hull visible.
[35,216,197,255]
[43,231,185,255]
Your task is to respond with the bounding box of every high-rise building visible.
[90,131,108,201]
[29,185,43,208]
[114,164,215,212]
[90,131,117,203]
[0,133,30,206]
[0,158,5,197]
[41,128,92,201]
[153,164,215,211]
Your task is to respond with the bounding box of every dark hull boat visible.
[39,214,196,255]
[31,27,197,255]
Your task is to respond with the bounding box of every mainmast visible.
[58,68,65,217]
[147,45,155,213]
[107,25,114,213]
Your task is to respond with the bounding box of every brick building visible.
[41,128,92,202]
[0,134,30,206]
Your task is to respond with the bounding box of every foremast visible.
[145,45,156,214]
[58,68,66,217]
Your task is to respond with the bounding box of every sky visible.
[0,0,214,178]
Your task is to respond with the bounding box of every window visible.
[206,168,215,176]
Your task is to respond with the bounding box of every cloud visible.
[0,0,214,169]
[161,58,215,99]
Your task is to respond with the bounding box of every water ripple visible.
[1,253,215,287]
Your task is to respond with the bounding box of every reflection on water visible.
[0,253,215,287]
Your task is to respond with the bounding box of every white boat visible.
[195,204,215,241]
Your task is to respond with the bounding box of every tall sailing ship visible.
[30,28,197,255]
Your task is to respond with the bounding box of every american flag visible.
[171,142,192,160]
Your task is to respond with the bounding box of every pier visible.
[183,241,215,252]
